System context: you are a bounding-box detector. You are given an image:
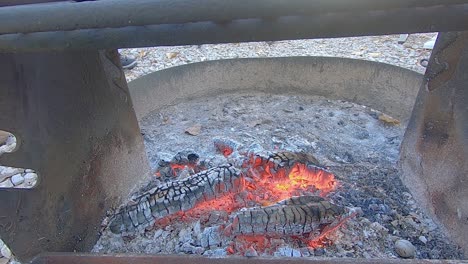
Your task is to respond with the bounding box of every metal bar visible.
[0,0,66,7]
[1,5,468,52]
[0,0,467,35]
[30,253,468,264]
[0,50,151,263]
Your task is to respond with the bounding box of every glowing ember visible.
[242,153,338,204]
[110,150,346,254]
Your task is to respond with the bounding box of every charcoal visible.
[109,165,241,233]
[228,196,345,236]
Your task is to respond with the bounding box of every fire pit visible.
[0,1,467,263]
[92,57,462,259]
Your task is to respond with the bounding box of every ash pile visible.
[94,93,463,260]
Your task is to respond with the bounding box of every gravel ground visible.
[0,33,437,263]
[121,34,435,82]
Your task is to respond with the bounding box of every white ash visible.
[120,34,435,82]
[94,93,463,259]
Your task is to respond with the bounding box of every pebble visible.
[23,172,38,187]
[0,167,23,180]
[418,236,428,244]
[244,246,258,257]
[10,174,24,186]
[395,239,416,258]
[165,52,179,59]
[0,180,13,188]
[0,244,11,259]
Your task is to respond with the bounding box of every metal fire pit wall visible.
[400,32,468,257]
[0,0,467,263]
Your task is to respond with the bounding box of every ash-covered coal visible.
[226,196,346,237]
[94,93,463,259]
[109,164,241,233]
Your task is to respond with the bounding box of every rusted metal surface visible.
[30,253,468,264]
[400,31,468,255]
[1,0,467,35]
[0,50,150,262]
[424,33,467,91]
[1,4,468,52]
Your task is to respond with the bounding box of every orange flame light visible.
[154,154,342,253]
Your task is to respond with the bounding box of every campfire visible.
[108,145,353,255]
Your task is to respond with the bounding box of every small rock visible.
[368,52,381,57]
[23,172,38,187]
[0,167,23,182]
[1,245,11,259]
[165,52,179,59]
[395,239,416,258]
[298,106,304,111]
[0,180,13,188]
[378,113,400,125]
[418,236,427,244]
[244,246,258,257]
[24,169,35,173]
[185,124,202,136]
[10,174,24,186]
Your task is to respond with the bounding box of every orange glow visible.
[243,161,338,204]
[307,212,356,248]
[233,235,273,254]
[288,163,336,194]
[152,152,341,253]
[219,146,233,157]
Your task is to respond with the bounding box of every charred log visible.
[227,196,345,236]
[109,164,241,233]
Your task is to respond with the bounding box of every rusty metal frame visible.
[29,254,468,264]
[400,31,468,257]
[0,0,467,263]
[0,50,150,262]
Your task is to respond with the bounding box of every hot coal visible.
[109,164,241,233]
